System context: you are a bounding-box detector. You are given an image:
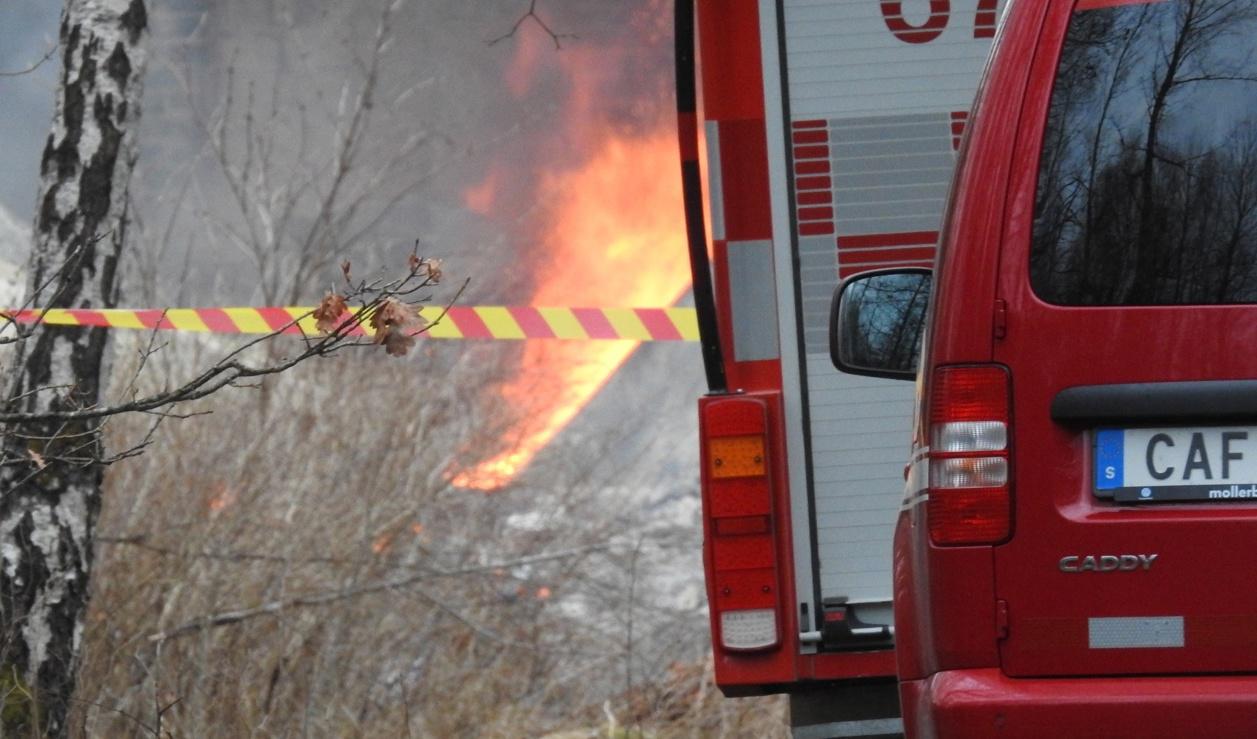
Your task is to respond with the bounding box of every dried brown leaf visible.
[424,258,443,283]
[369,297,426,356]
[312,292,349,334]
[382,330,417,357]
[340,260,353,283]
[27,448,46,470]
[369,298,419,336]
[408,253,421,273]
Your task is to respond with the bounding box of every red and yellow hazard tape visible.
[0,306,700,342]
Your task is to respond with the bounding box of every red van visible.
[832,0,1257,736]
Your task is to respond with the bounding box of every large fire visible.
[451,14,690,491]
[451,129,691,490]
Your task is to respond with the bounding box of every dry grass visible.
[70,336,787,737]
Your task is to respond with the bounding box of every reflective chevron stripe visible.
[2,306,701,341]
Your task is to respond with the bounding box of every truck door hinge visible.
[996,599,1009,640]
[993,299,1008,341]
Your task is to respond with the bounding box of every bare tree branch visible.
[146,544,607,643]
[0,272,465,425]
[105,534,605,578]
[489,0,575,50]
[0,41,59,77]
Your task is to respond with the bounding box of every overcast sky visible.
[0,3,60,247]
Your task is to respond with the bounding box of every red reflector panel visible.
[708,478,772,518]
[928,488,1011,545]
[715,515,771,536]
[930,365,1009,424]
[928,365,1013,546]
[712,533,774,571]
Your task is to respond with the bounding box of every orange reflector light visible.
[709,435,767,478]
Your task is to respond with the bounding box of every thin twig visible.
[146,545,609,642]
[105,535,604,576]
[488,0,574,49]
[0,41,59,78]
[0,270,455,425]
[67,696,159,738]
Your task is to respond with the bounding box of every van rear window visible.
[1031,0,1257,306]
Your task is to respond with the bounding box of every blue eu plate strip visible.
[1095,429,1124,490]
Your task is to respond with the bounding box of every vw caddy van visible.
[831,0,1257,736]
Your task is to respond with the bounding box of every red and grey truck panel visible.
[681,0,1004,693]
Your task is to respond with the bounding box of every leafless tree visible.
[0,3,450,733]
[155,0,451,310]
[490,0,575,49]
[0,3,150,733]
[1032,0,1257,304]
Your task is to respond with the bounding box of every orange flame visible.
[207,482,237,515]
[451,131,690,490]
[451,20,690,491]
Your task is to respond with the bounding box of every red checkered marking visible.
[837,231,939,280]
[950,111,969,151]
[792,119,835,238]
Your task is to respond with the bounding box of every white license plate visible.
[1095,426,1257,502]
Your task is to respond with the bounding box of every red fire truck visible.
[675,1,1004,736]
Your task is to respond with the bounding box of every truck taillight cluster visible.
[928,365,1012,546]
[701,396,782,652]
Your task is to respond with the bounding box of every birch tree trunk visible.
[0,1,146,734]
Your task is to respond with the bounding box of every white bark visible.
[1,0,147,734]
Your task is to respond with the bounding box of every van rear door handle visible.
[1052,380,1257,424]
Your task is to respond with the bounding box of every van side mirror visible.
[829,268,932,380]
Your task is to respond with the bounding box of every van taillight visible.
[700,396,781,651]
[927,365,1012,546]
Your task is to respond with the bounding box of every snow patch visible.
[0,204,28,307]
[0,202,29,252]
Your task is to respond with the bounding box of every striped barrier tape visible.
[1,306,701,342]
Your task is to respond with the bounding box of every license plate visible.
[1095,427,1257,503]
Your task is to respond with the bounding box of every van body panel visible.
[894,0,1257,728]
[918,0,1048,369]
[892,0,1048,686]
[989,0,1257,678]
[901,669,1257,739]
